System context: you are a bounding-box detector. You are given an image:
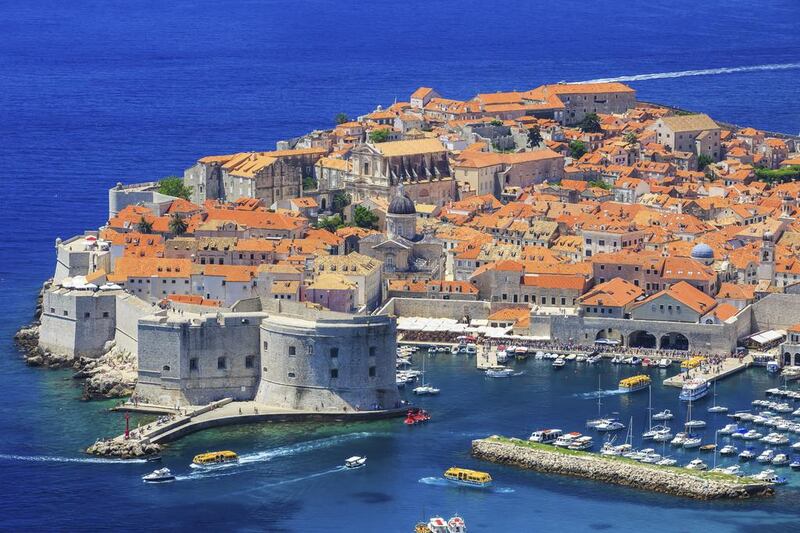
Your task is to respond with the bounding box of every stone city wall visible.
[38,289,118,358]
[377,297,492,320]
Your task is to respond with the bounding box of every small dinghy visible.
[344,456,367,469]
[142,468,176,483]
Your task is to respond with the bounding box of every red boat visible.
[404,408,431,425]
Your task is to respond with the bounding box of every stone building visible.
[39,288,120,358]
[651,114,721,165]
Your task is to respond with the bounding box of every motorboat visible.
[496,350,509,363]
[767,361,780,374]
[720,445,738,455]
[790,460,800,470]
[552,357,566,369]
[630,357,642,366]
[679,379,710,402]
[568,436,594,451]
[792,441,800,450]
[534,351,545,360]
[142,468,176,483]
[642,424,671,440]
[443,467,492,488]
[619,375,651,393]
[652,410,673,421]
[485,366,516,378]
[404,408,431,425]
[529,429,563,444]
[344,456,367,469]
[576,354,588,363]
[554,432,583,448]
[595,419,625,432]
[685,419,706,429]
[611,356,623,364]
[739,449,755,461]
[419,515,468,533]
[700,444,717,453]
[465,344,477,355]
[742,430,763,440]
[565,354,577,361]
[192,451,238,466]
[757,449,776,463]
[685,459,708,470]
[773,403,793,414]
[145,455,162,463]
[723,465,742,476]
[750,469,787,484]
[623,357,634,365]
[708,405,729,414]
[683,437,702,449]
[658,358,671,369]
[651,430,674,443]
[588,354,603,364]
[772,453,790,466]
[671,432,688,446]
[719,424,740,435]
[640,451,663,464]
[656,457,677,466]
[413,385,440,395]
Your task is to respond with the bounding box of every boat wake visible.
[0,453,147,464]
[238,431,381,465]
[418,477,515,493]
[575,389,626,399]
[578,62,800,83]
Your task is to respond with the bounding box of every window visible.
[102,312,109,318]
[50,307,55,313]
[217,357,227,370]
[369,366,376,377]
[189,358,198,371]
[330,368,338,378]
[245,355,255,369]
[288,371,296,378]
[369,346,376,357]
[63,310,68,316]
[289,346,296,356]
[84,312,91,318]
[162,365,170,371]
[263,341,268,351]
[330,347,339,358]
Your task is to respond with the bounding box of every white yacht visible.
[671,432,688,446]
[552,357,566,369]
[719,445,738,455]
[651,429,673,443]
[485,366,516,378]
[719,424,740,435]
[595,419,625,432]
[568,436,594,451]
[682,436,702,448]
[772,453,789,466]
[142,468,176,483]
[413,385,440,395]
[553,432,582,448]
[757,449,776,463]
[685,419,706,429]
[750,470,787,484]
[742,430,763,440]
[344,456,367,469]
[652,409,673,421]
[685,459,708,470]
[658,358,671,368]
[738,449,755,461]
[707,381,728,413]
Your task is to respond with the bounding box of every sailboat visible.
[413,353,440,395]
[586,376,614,428]
[642,385,670,439]
[682,397,704,448]
[707,381,728,413]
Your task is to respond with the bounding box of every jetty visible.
[663,355,752,388]
[472,436,774,500]
[88,398,405,458]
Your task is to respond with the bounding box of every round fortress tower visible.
[255,310,400,412]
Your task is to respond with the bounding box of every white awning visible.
[748,330,787,346]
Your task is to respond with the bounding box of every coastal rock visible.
[86,438,161,459]
[15,324,78,369]
[80,347,137,400]
[472,438,774,500]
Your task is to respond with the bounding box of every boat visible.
[554,432,583,447]
[142,468,176,483]
[145,455,162,463]
[443,467,492,488]
[652,409,673,421]
[719,445,738,455]
[671,432,688,446]
[658,358,671,368]
[576,354,588,363]
[586,376,611,429]
[739,449,755,461]
[767,361,780,374]
[685,459,708,470]
[465,344,477,355]
[707,381,728,413]
[683,436,702,448]
[742,430,763,440]
[791,460,800,470]
[485,366,516,378]
[428,347,437,355]
[685,419,706,429]
[529,429,563,444]
[623,357,634,365]
[568,436,594,451]
[496,350,509,363]
[679,379,710,402]
[699,444,717,452]
[750,469,787,484]
[419,515,467,533]
[656,457,677,466]
[630,357,641,366]
[413,356,439,395]
[404,408,430,425]
[192,450,238,466]
[772,453,789,466]
[552,357,566,369]
[723,465,742,476]
[719,424,740,435]
[565,353,577,361]
[651,429,673,443]
[757,449,776,463]
[450,345,460,355]
[611,356,623,364]
[595,419,625,432]
[344,456,367,469]
[534,351,545,360]
[588,354,603,364]
[619,375,651,393]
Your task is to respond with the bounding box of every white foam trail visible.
[0,453,147,464]
[575,389,626,399]
[578,63,800,83]
[238,431,380,465]
[262,466,346,486]
[418,477,514,493]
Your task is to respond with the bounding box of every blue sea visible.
[2,1,800,531]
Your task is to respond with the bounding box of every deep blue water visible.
[2,0,800,531]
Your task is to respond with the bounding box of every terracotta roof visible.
[578,278,644,307]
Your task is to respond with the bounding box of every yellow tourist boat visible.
[443,467,492,487]
[681,356,705,370]
[619,374,651,393]
[192,450,239,466]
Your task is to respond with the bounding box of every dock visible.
[663,355,752,388]
[476,345,497,369]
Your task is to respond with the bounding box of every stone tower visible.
[757,231,775,282]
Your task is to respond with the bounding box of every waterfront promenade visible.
[663,355,752,388]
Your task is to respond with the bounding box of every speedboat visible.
[485,366,516,378]
[658,358,671,369]
[708,405,729,414]
[723,465,742,476]
[683,436,702,449]
[720,445,738,455]
[595,419,625,432]
[404,408,431,425]
[142,468,176,483]
[496,350,509,363]
[576,354,588,363]
[652,409,673,421]
[588,354,603,364]
[750,469,787,484]
[630,357,641,366]
[685,459,708,470]
[739,449,755,461]
[552,357,566,369]
[671,432,688,446]
[772,453,789,466]
[656,457,677,466]
[344,456,367,469]
[757,449,776,463]
[719,424,740,435]
[684,419,706,429]
[790,460,800,470]
[565,354,577,361]
[742,430,763,440]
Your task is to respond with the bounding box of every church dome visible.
[690,243,714,260]
[388,192,416,215]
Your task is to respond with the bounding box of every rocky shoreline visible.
[86,438,162,459]
[13,282,136,400]
[472,437,775,500]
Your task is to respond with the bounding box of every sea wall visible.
[750,293,800,332]
[471,438,773,500]
[376,297,492,320]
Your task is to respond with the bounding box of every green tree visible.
[168,213,188,235]
[332,192,352,214]
[136,216,153,234]
[697,154,714,171]
[353,205,379,229]
[569,140,587,159]
[302,176,318,192]
[489,119,504,127]
[579,113,602,133]
[317,214,344,232]
[158,176,193,200]
[369,129,390,143]
[755,165,800,184]
[588,179,611,190]
[335,112,349,125]
[527,126,543,148]
[623,132,638,148]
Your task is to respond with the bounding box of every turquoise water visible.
[3,0,800,530]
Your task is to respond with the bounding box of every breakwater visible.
[472,437,774,500]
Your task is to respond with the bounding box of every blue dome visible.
[690,243,714,259]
